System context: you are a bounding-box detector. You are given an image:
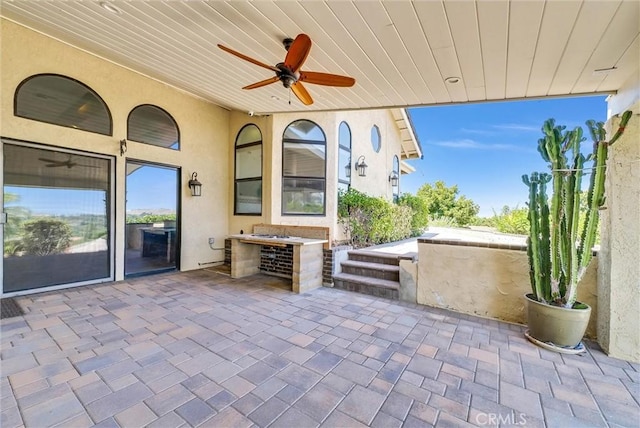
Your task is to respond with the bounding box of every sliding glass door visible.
[2,141,113,293]
[125,161,179,276]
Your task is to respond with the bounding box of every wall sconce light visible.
[389,171,399,187]
[355,156,368,177]
[188,172,202,197]
[345,161,351,178]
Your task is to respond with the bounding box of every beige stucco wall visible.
[1,20,230,281]
[334,109,404,200]
[598,103,640,362]
[417,243,598,338]
[230,109,405,243]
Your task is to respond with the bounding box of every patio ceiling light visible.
[445,76,460,84]
[99,1,122,15]
[593,67,617,76]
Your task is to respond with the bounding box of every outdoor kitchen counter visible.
[227,234,328,293]
[227,234,328,247]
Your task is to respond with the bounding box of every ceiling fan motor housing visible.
[276,63,299,88]
[283,37,294,51]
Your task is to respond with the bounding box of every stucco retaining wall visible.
[417,240,598,338]
[598,106,640,362]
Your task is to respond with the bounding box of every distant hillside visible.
[126,208,175,215]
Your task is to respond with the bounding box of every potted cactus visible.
[522,110,632,352]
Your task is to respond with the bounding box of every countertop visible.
[227,234,328,246]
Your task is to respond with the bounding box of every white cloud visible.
[460,128,496,136]
[492,124,540,132]
[460,123,540,135]
[431,138,521,151]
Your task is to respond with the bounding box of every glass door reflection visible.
[2,142,113,292]
[125,161,178,276]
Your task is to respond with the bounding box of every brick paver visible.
[1,270,639,427]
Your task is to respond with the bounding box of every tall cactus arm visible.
[537,137,551,163]
[587,119,606,146]
[523,174,541,299]
[604,110,632,146]
[544,123,572,298]
[564,153,585,307]
[526,236,536,294]
[538,173,552,302]
[523,173,547,302]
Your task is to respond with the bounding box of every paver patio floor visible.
[1,270,639,427]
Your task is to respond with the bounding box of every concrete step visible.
[347,250,400,266]
[340,260,400,281]
[332,273,399,300]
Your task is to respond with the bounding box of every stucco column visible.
[597,108,640,363]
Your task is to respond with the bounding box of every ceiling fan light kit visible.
[218,33,355,106]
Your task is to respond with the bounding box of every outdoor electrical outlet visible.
[208,238,215,245]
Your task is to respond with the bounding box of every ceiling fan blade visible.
[38,157,64,164]
[284,34,311,73]
[299,71,355,87]
[291,82,313,106]
[243,76,280,90]
[45,164,66,168]
[218,44,279,72]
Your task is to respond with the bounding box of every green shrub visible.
[492,206,529,235]
[22,218,72,256]
[472,216,497,227]
[417,181,479,226]
[428,215,460,228]
[398,193,429,236]
[338,189,413,247]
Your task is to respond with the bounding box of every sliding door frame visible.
[1,138,116,297]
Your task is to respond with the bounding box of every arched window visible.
[371,125,381,153]
[282,120,326,215]
[338,122,351,194]
[392,155,400,202]
[234,124,262,215]
[127,105,180,150]
[14,74,112,135]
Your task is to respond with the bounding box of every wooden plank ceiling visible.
[1,1,638,114]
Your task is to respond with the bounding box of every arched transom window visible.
[127,104,180,150]
[14,74,112,135]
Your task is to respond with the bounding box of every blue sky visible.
[5,187,107,215]
[405,95,608,216]
[126,165,177,212]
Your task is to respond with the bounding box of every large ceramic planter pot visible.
[525,293,591,348]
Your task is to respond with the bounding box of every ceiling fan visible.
[38,155,97,169]
[218,34,355,106]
